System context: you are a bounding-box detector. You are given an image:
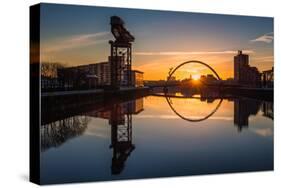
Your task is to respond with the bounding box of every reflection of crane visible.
[109,103,135,174]
[41,95,144,174]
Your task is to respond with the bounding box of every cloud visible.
[83,118,110,139]
[252,56,274,62]
[251,32,274,43]
[133,50,254,56]
[42,31,110,53]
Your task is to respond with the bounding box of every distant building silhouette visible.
[124,70,144,87]
[131,70,144,87]
[200,74,218,84]
[234,50,261,87]
[261,67,274,88]
[53,60,143,90]
[57,61,110,89]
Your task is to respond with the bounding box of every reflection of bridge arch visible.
[163,60,223,122]
[166,60,221,83]
[165,93,223,122]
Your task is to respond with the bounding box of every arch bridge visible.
[148,60,222,89]
[154,60,224,122]
[166,60,221,83]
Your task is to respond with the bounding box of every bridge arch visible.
[164,60,223,122]
[166,60,221,83]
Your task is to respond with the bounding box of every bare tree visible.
[41,62,64,78]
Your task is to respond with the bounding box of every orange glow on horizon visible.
[192,74,200,80]
[133,54,237,81]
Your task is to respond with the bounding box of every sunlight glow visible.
[192,74,200,80]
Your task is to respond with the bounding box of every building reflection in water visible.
[233,98,273,132]
[41,97,144,174]
[262,101,273,120]
[166,88,273,133]
[234,98,261,132]
[89,98,144,174]
[40,93,273,175]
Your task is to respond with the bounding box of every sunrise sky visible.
[40,3,274,80]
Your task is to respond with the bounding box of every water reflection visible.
[41,116,89,152]
[262,102,273,120]
[41,97,144,175]
[40,91,273,184]
[86,99,143,174]
[234,98,261,132]
[165,95,223,122]
[161,88,273,131]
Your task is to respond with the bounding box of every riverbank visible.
[41,86,150,97]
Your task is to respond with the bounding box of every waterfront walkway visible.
[41,87,149,97]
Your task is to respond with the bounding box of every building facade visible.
[56,61,143,89]
[131,70,144,87]
[57,61,111,89]
[200,74,218,84]
[261,67,274,88]
[234,50,261,87]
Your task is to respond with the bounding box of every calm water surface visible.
[40,95,273,184]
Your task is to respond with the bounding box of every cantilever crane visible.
[110,16,135,43]
[109,16,135,88]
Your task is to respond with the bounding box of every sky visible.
[40,3,274,80]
